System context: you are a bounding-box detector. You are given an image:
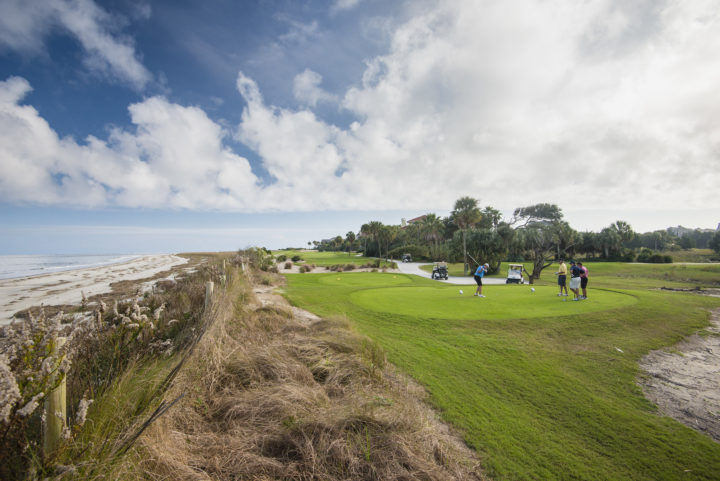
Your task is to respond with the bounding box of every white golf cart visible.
[506,263,525,284]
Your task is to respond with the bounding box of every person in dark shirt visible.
[569,261,583,300]
[578,262,589,299]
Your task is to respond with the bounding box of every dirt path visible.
[639,306,720,441]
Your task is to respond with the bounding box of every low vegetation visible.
[0,254,228,479]
[138,269,484,481]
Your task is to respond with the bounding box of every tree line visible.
[311,197,720,283]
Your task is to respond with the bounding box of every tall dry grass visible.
[0,255,230,479]
[137,267,485,480]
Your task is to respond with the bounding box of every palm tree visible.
[451,196,482,275]
[345,231,356,255]
[360,223,370,255]
[421,213,445,259]
[365,221,384,257]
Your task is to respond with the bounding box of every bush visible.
[284,262,292,270]
[276,254,287,262]
[343,264,356,271]
[239,247,275,271]
[388,245,429,261]
[291,255,302,262]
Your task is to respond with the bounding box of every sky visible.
[0,0,718,254]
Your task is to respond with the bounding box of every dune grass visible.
[136,267,484,481]
[282,268,720,481]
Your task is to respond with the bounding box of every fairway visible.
[350,285,637,320]
[318,272,412,287]
[283,269,720,481]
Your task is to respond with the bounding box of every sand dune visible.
[0,254,188,324]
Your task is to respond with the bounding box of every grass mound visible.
[139,270,484,480]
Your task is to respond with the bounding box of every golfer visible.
[555,258,568,296]
[569,261,583,300]
[578,262,589,299]
[474,263,489,297]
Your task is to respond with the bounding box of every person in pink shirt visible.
[577,262,589,299]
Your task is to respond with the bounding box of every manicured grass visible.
[282,270,720,481]
[420,260,720,289]
[351,284,636,320]
[273,249,394,267]
[666,248,718,263]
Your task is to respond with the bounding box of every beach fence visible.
[41,262,229,458]
[43,337,67,458]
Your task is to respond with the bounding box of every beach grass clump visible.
[137,268,484,481]
[0,255,233,479]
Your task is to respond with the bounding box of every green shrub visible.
[276,254,287,262]
[291,255,302,262]
[388,245,430,260]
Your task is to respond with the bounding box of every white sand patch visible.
[639,306,720,441]
[0,254,188,324]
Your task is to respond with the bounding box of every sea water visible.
[0,254,141,280]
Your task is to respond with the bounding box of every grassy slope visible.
[282,264,720,481]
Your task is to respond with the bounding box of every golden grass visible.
[138,269,485,480]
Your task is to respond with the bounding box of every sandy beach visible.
[0,254,188,324]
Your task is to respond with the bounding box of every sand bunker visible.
[0,254,188,324]
[639,306,720,441]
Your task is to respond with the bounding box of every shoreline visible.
[0,253,146,281]
[0,254,190,324]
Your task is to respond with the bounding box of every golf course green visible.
[282,262,720,481]
[350,284,636,320]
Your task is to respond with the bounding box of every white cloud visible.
[0,77,258,209]
[238,0,720,213]
[2,0,720,222]
[0,0,152,89]
[293,69,337,107]
[331,0,362,15]
[278,19,319,44]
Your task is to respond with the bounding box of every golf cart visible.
[401,253,412,263]
[506,263,525,284]
[431,261,449,280]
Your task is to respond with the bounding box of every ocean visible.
[0,254,142,280]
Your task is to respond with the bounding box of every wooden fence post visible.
[205,281,214,310]
[43,337,67,458]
